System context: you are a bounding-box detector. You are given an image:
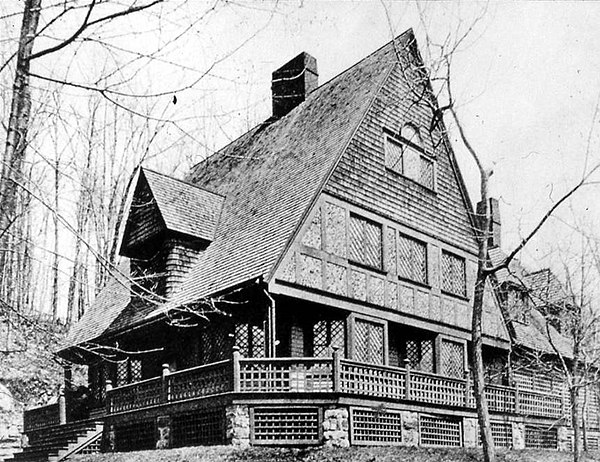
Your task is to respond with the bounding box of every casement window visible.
[384,125,435,189]
[235,322,266,358]
[404,338,434,373]
[440,338,465,378]
[397,234,428,284]
[312,318,345,358]
[349,214,382,270]
[441,251,467,297]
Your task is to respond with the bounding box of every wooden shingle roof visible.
[141,169,224,242]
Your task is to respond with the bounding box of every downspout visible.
[263,283,277,358]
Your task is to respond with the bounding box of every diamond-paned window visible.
[349,214,382,270]
[441,339,465,378]
[354,319,384,365]
[312,319,345,358]
[398,234,427,284]
[441,251,467,297]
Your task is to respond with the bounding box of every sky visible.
[3,0,600,317]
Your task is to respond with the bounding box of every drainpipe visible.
[263,285,277,358]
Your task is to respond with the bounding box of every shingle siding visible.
[325,64,477,254]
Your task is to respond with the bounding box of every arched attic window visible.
[384,124,435,190]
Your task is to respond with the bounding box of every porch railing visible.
[23,402,61,432]
[104,348,568,421]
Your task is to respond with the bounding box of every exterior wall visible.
[163,238,203,297]
[324,58,477,255]
[123,178,164,252]
[274,193,508,346]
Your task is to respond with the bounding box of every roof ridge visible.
[143,167,226,199]
[188,29,416,175]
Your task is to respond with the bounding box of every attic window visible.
[384,126,435,190]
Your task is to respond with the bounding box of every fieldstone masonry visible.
[323,408,349,447]
[401,411,419,446]
[156,415,171,449]
[226,405,250,448]
[512,421,525,449]
[102,423,116,452]
[557,426,570,451]
[462,417,478,447]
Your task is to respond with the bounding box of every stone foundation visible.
[323,407,349,447]
[557,426,570,451]
[463,417,478,448]
[156,415,171,449]
[401,411,419,446]
[512,421,525,450]
[226,405,250,448]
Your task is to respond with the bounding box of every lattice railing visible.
[518,389,563,419]
[239,358,333,392]
[410,370,466,407]
[340,359,405,399]
[168,360,232,401]
[107,377,162,413]
[23,403,60,431]
[483,384,516,413]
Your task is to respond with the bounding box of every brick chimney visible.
[272,52,318,119]
[476,198,501,248]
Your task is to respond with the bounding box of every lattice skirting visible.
[525,425,557,449]
[477,421,513,448]
[350,408,403,445]
[251,407,321,445]
[420,414,462,447]
[114,419,156,452]
[171,408,226,447]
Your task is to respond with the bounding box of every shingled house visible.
[18,30,599,459]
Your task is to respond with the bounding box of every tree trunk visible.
[472,182,496,462]
[0,0,42,239]
[51,157,59,322]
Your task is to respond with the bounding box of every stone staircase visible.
[9,420,102,462]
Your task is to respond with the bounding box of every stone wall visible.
[323,407,349,447]
[226,405,249,448]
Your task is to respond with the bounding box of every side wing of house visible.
[270,38,509,377]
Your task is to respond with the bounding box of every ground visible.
[71,446,600,462]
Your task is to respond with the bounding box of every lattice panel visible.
[313,319,345,358]
[172,408,225,447]
[354,320,384,365]
[251,324,266,358]
[441,251,466,297]
[524,426,557,449]
[116,361,128,386]
[351,408,402,445]
[349,215,382,269]
[385,136,404,173]
[203,323,230,363]
[114,419,155,452]
[252,408,320,444]
[398,234,427,284]
[420,415,462,447]
[130,359,142,382]
[405,339,434,373]
[478,422,513,448]
[441,340,465,378]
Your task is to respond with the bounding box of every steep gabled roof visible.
[140,168,224,242]
[489,247,573,358]
[155,32,417,313]
[60,261,131,352]
[523,268,573,308]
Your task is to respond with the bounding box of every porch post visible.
[105,380,113,414]
[464,369,472,407]
[232,346,241,393]
[267,293,276,357]
[58,388,66,425]
[161,363,171,403]
[404,358,411,400]
[332,347,341,392]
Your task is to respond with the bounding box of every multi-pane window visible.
[405,338,434,373]
[441,339,465,378]
[441,251,467,297]
[312,319,345,357]
[235,322,266,358]
[349,214,382,269]
[384,126,435,189]
[398,234,427,284]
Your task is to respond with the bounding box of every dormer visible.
[120,168,224,298]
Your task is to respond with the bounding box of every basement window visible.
[384,125,435,190]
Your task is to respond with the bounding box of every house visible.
[17,29,599,459]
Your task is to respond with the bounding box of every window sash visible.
[349,214,382,269]
[441,252,466,297]
[398,234,427,284]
